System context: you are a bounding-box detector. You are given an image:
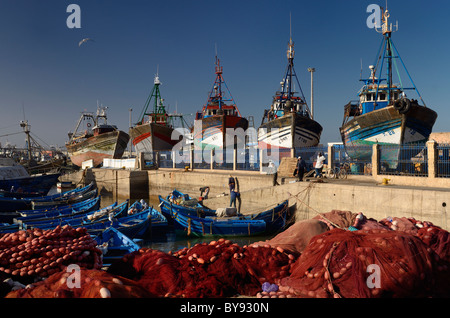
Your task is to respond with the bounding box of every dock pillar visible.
[427,140,437,178]
[372,144,380,177]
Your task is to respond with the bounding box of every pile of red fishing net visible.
[279,227,449,298]
[4,211,450,298]
[106,238,296,298]
[5,268,153,298]
[0,225,102,284]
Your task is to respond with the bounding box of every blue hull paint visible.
[341,105,437,163]
[159,190,290,236]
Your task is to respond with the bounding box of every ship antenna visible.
[375,6,398,35]
[289,12,292,42]
[360,58,363,80]
[287,12,294,60]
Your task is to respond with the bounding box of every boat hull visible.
[66,131,129,167]
[0,173,60,196]
[129,123,179,153]
[258,113,323,150]
[340,104,437,161]
[193,115,249,149]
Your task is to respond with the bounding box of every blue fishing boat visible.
[94,227,140,267]
[172,211,267,237]
[159,189,290,234]
[0,182,95,213]
[12,196,101,223]
[19,200,126,230]
[0,172,60,196]
[161,190,289,236]
[82,208,166,239]
[0,223,20,233]
[0,196,101,224]
[30,188,98,210]
[158,189,215,221]
[340,7,437,165]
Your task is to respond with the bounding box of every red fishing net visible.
[280,228,450,298]
[5,268,153,298]
[3,211,449,298]
[250,219,328,254]
[106,238,295,298]
[0,225,102,285]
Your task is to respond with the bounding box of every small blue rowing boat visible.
[94,227,140,267]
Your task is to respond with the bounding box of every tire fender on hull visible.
[393,98,411,114]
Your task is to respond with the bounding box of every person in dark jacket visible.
[294,156,307,181]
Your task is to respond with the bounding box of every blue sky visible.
[0,0,449,149]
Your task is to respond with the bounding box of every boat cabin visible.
[197,104,237,119]
[359,84,402,114]
[269,95,309,119]
[142,113,169,126]
[93,124,117,136]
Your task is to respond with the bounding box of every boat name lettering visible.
[382,130,395,137]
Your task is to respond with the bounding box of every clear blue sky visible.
[0,0,449,149]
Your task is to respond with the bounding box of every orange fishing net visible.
[106,239,295,298]
[280,228,450,298]
[5,268,153,298]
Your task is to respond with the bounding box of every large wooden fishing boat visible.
[193,56,248,151]
[339,8,437,163]
[66,106,129,167]
[129,74,190,154]
[258,26,322,151]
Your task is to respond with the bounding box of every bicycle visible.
[323,162,350,179]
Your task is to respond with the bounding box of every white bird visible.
[78,38,94,47]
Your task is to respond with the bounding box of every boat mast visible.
[138,69,167,125]
[204,54,240,116]
[375,7,398,104]
[19,120,33,163]
[383,9,393,102]
[213,56,224,111]
[284,13,295,100]
[278,13,309,116]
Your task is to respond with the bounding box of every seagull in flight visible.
[78,38,94,47]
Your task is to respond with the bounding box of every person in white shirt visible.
[268,160,279,186]
[315,152,326,178]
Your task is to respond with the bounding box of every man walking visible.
[295,156,307,181]
[315,152,326,178]
[268,160,279,186]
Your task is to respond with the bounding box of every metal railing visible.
[142,142,450,180]
[332,144,373,176]
[437,144,450,178]
[378,143,428,177]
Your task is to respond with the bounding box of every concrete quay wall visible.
[60,168,449,230]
